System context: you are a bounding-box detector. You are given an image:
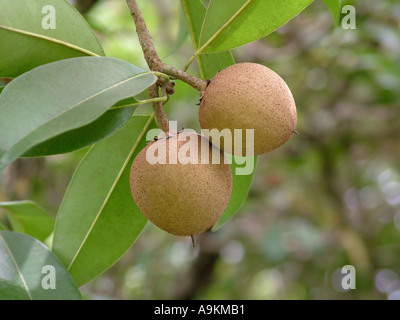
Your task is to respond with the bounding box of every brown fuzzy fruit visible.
[199,63,297,156]
[129,132,232,236]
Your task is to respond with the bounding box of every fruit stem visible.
[126,0,207,92]
[191,235,196,248]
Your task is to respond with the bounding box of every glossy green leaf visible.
[181,0,257,230]
[0,222,5,230]
[0,230,82,300]
[213,157,257,230]
[198,52,236,80]
[323,0,342,26]
[181,0,206,47]
[197,0,314,53]
[52,115,157,286]
[181,0,234,79]
[0,201,54,242]
[22,98,138,157]
[0,0,104,78]
[0,57,157,170]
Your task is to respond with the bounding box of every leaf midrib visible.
[0,233,32,300]
[0,25,100,57]
[0,71,154,163]
[197,0,252,55]
[65,114,155,270]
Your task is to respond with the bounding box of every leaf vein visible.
[0,25,100,57]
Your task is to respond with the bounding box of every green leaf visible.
[52,115,157,286]
[0,222,5,230]
[0,201,54,242]
[323,0,342,26]
[22,98,138,157]
[197,0,314,53]
[213,156,257,230]
[198,52,236,80]
[0,0,105,78]
[0,57,157,170]
[181,0,235,79]
[0,230,82,300]
[181,0,206,48]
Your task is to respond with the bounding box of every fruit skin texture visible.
[199,62,297,156]
[129,132,232,236]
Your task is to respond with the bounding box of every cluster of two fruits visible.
[130,63,297,237]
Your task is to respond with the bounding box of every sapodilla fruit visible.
[199,63,297,156]
[129,132,232,236]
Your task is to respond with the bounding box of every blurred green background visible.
[1,0,400,300]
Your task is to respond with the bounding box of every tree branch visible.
[161,65,207,92]
[125,0,207,92]
[126,0,163,71]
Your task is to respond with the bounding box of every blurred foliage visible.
[1,0,400,300]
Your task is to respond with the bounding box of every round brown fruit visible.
[129,132,232,236]
[199,63,297,156]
